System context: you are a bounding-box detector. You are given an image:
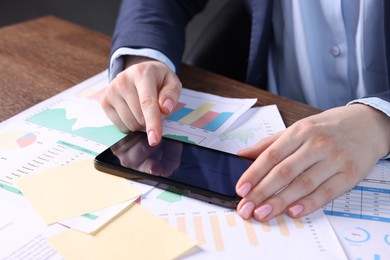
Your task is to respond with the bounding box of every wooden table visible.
[0,16,320,125]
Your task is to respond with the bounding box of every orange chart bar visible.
[244,219,259,246]
[209,215,224,251]
[293,217,304,229]
[225,213,236,227]
[179,102,215,125]
[167,102,235,131]
[261,221,272,233]
[171,102,186,113]
[78,87,105,101]
[193,215,206,245]
[176,215,187,234]
[276,215,290,236]
[190,111,219,128]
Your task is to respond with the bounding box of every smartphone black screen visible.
[94,131,253,208]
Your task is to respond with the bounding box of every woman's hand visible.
[101,56,182,146]
[236,104,390,221]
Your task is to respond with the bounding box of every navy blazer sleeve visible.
[111,0,390,105]
[111,0,208,71]
[370,91,390,102]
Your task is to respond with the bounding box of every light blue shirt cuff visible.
[348,97,390,159]
[347,97,390,117]
[109,47,176,82]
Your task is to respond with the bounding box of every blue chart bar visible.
[203,112,233,131]
[167,107,193,121]
[167,103,234,132]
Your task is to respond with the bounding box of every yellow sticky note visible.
[16,160,141,224]
[48,203,198,260]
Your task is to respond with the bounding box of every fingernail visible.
[237,182,252,197]
[148,130,157,146]
[239,201,254,219]
[288,204,304,217]
[163,98,174,114]
[254,204,273,220]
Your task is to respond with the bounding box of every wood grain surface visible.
[0,16,321,126]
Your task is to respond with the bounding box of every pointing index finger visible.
[136,76,163,146]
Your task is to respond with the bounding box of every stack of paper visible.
[0,71,352,259]
[16,160,197,259]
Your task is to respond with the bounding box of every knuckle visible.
[332,151,360,182]
[333,148,347,161]
[303,196,320,211]
[102,84,114,98]
[137,116,146,128]
[128,62,146,76]
[319,186,336,202]
[297,175,315,192]
[118,124,131,133]
[272,195,288,209]
[126,121,142,132]
[100,94,111,110]
[294,120,317,138]
[140,96,157,110]
[312,134,332,151]
[301,185,338,214]
[176,80,183,91]
[329,148,350,170]
[250,189,268,202]
[130,61,159,79]
[344,163,359,180]
[107,73,133,98]
[115,71,130,89]
[266,149,282,165]
[166,79,183,95]
[277,164,293,179]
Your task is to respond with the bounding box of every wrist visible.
[124,56,155,68]
[352,104,390,158]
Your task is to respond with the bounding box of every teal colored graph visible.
[157,188,183,203]
[27,108,125,146]
[218,125,267,146]
[219,128,258,144]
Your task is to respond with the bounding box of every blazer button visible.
[330,46,341,57]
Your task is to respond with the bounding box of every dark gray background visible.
[0,0,228,59]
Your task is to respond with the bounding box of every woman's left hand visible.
[235,104,390,221]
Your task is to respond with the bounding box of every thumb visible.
[158,73,182,116]
[238,131,282,159]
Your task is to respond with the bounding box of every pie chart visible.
[0,131,37,149]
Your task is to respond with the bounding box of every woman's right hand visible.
[101,56,182,146]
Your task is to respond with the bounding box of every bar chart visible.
[167,102,233,132]
[140,187,347,259]
[160,210,305,251]
[162,88,256,146]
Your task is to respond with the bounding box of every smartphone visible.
[94,131,253,208]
